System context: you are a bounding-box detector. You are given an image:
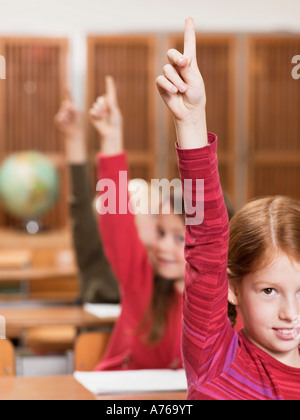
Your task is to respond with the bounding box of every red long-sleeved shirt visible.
[94,152,183,371]
[177,133,300,400]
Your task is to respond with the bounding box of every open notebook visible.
[74,369,187,395]
[83,303,121,319]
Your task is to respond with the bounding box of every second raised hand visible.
[89,76,124,156]
[156,17,208,149]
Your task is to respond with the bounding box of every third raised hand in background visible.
[54,92,86,164]
[156,17,208,150]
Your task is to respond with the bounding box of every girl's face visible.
[234,253,300,367]
[151,207,186,288]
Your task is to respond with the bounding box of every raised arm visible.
[156,18,231,384]
[156,18,207,150]
[89,77,150,289]
[54,95,120,303]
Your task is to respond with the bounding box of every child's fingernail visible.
[178,57,187,65]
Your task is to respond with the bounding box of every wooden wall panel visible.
[167,35,237,205]
[86,35,157,184]
[0,38,69,229]
[248,36,300,200]
[251,163,300,199]
[1,32,299,231]
[0,41,6,226]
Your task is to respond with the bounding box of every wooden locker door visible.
[166,34,237,206]
[0,37,69,229]
[247,35,300,201]
[86,35,157,184]
[0,40,6,226]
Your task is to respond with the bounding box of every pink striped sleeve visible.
[176,133,232,390]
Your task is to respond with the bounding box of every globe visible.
[0,151,59,221]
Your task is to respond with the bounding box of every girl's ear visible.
[227,269,240,306]
[228,285,238,306]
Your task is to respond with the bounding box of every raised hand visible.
[54,92,86,163]
[156,18,208,149]
[89,76,123,156]
[54,91,83,139]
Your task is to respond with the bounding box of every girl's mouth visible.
[273,328,300,341]
[157,257,176,265]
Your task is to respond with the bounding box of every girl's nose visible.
[157,234,172,251]
[278,296,299,323]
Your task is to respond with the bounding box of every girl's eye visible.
[262,288,276,296]
[175,235,185,243]
[157,229,164,237]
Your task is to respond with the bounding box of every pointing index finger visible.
[105,75,118,106]
[64,88,73,102]
[184,17,196,59]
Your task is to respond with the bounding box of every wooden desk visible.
[0,305,116,339]
[0,229,79,301]
[0,375,186,400]
[96,391,187,400]
[0,228,72,250]
[0,375,96,400]
[0,266,77,282]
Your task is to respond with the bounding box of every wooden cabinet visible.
[0,37,69,229]
[0,32,300,231]
[247,35,300,201]
[86,35,158,182]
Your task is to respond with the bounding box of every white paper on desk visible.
[83,303,121,319]
[74,369,187,395]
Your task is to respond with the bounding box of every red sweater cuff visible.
[175,132,218,178]
[175,132,217,158]
[97,152,128,180]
